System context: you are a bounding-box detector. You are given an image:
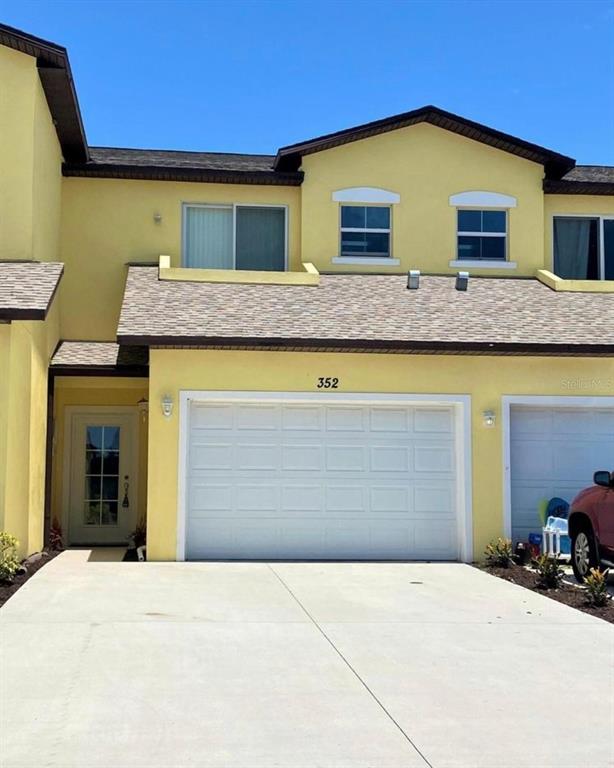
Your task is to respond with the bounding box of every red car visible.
[568,471,614,582]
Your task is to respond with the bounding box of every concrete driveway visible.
[1,551,612,768]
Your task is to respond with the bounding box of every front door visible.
[66,409,138,545]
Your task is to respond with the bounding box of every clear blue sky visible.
[3,0,614,163]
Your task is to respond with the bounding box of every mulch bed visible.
[0,550,61,609]
[478,562,614,624]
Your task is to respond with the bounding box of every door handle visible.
[122,475,130,508]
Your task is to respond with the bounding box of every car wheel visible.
[571,529,598,582]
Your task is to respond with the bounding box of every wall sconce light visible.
[153,212,162,224]
[482,409,496,427]
[161,394,173,418]
[137,397,149,423]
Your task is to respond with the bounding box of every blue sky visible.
[3,0,614,163]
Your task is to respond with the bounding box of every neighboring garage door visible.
[184,397,461,560]
[510,405,614,543]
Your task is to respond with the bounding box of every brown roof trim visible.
[116,334,614,356]
[0,23,88,162]
[274,105,575,178]
[49,364,149,378]
[62,162,303,186]
[544,179,614,196]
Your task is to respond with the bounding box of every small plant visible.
[584,568,610,607]
[484,537,514,568]
[48,517,64,551]
[533,554,563,589]
[129,518,147,549]
[0,532,20,582]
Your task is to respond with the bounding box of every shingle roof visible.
[0,262,64,320]
[64,147,303,186]
[50,341,148,372]
[544,165,614,195]
[117,267,614,354]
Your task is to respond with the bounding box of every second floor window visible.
[340,205,391,257]
[183,204,286,271]
[553,216,614,280]
[457,209,507,261]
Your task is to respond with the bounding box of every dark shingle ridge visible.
[87,147,276,173]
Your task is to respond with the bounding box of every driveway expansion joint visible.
[266,563,434,768]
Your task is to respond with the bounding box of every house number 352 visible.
[316,377,339,389]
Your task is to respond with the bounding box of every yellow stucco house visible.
[1,23,613,563]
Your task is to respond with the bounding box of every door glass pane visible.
[553,217,598,279]
[235,206,285,271]
[84,425,120,526]
[184,206,233,268]
[604,220,614,280]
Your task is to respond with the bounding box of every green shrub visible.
[585,568,610,607]
[0,532,20,582]
[48,517,64,551]
[484,537,514,568]
[533,554,563,589]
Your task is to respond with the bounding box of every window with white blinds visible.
[183,204,286,271]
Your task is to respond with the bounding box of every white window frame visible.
[339,204,392,259]
[181,202,288,270]
[455,208,508,264]
[551,214,614,281]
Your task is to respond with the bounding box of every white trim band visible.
[448,260,517,269]
[449,191,517,208]
[332,256,401,266]
[333,187,401,204]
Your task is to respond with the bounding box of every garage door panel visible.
[185,400,460,560]
[414,445,454,472]
[414,408,454,433]
[510,405,614,544]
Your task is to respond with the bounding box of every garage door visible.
[184,398,461,560]
[510,406,614,543]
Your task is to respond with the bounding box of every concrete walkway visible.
[1,551,612,768]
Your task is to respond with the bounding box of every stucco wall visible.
[146,349,614,562]
[59,178,301,340]
[300,122,545,276]
[0,45,62,263]
[0,301,59,556]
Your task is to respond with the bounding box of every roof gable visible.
[274,105,575,179]
[0,23,88,162]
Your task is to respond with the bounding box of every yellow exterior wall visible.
[0,45,62,263]
[0,301,59,556]
[59,178,301,340]
[300,123,545,276]
[51,377,149,541]
[147,349,614,562]
[0,46,36,260]
[543,195,614,273]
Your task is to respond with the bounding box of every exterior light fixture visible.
[482,409,496,427]
[153,212,162,224]
[407,269,420,290]
[455,271,469,291]
[161,394,173,418]
[137,397,149,423]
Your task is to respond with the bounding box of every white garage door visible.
[510,406,614,543]
[184,397,461,560]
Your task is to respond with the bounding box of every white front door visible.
[183,396,462,561]
[66,409,139,545]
